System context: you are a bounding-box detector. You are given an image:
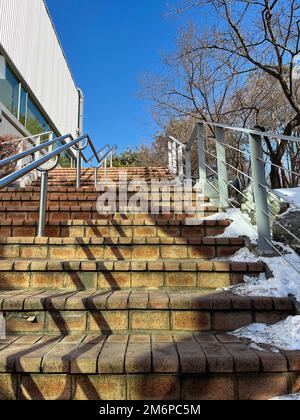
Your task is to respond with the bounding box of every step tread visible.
[0,289,293,311]
[0,236,244,245]
[0,219,230,226]
[0,333,296,374]
[0,259,264,272]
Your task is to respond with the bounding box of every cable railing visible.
[0,132,117,236]
[0,131,55,168]
[166,121,300,263]
[0,130,53,144]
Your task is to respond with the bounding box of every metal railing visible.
[86,143,117,187]
[0,132,117,236]
[166,121,300,259]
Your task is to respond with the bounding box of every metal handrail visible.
[87,144,111,162]
[0,131,53,144]
[92,144,117,186]
[0,134,72,168]
[163,120,300,256]
[167,136,187,149]
[0,134,88,189]
[198,120,300,143]
[0,132,117,236]
[166,136,186,179]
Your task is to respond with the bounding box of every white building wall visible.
[0,0,79,137]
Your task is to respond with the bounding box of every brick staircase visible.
[0,167,298,400]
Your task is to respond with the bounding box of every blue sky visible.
[46,0,181,152]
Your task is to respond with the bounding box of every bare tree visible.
[141,25,247,127]
[175,0,300,187]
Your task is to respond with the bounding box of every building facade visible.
[0,0,83,166]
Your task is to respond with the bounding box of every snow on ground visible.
[213,205,300,358]
[270,393,300,400]
[0,314,5,339]
[211,208,300,303]
[230,316,300,351]
[207,208,258,242]
[227,246,300,303]
[274,187,300,209]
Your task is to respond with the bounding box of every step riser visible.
[0,194,208,201]
[0,269,257,290]
[32,179,175,185]
[3,187,201,193]
[0,243,244,260]
[2,309,292,334]
[0,224,227,238]
[0,212,218,223]
[0,372,294,400]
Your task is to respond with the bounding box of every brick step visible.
[0,203,215,211]
[47,172,174,178]
[0,259,263,290]
[0,198,210,208]
[0,209,218,222]
[0,237,245,260]
[50,169,172,175]
[0,291,294,334]
[2,186,200,193]
[32,179,176,185]
[0,219,230,238]
[32,176,175,182]
[0,333,298,400]
[0,192,207,201]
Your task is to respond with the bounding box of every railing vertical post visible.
[104,158,107,178]
[37,170,48,237]
[110,152,113,168]
[215,127,229,209]
[249,134,273,253]
[76,149,81,189]
[185,148,192,179]
[197,122,206,183]
[36,136,41,162]
[178,146,183,179]
[172,142,177,175]
[49,132,54,154]
[168,141,173,173]
[94,167,98,188]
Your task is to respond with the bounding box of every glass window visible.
[0,64,19,117]
[26,96,51,136]
[0,60,73,167]
[19,86,27,126]
[59,151,72,168]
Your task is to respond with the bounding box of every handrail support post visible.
[94,167,98,188]
[104,158,107,178]
[216,127,229,209]
[76,149,81,189]
[197,122,206,184]
[249,134,273,254]
[172,142,177,175]
[185,148,192,179]
[178,146,183,179]
[168,141,175,174]
[37,170,48,237]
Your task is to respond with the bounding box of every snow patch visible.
[231,316,300,351]
[270,393,300,400]
[274,187,300,209]
[207,208,258,242]
[227,246,300,303]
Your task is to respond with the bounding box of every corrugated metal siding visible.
[0,0,79,137]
